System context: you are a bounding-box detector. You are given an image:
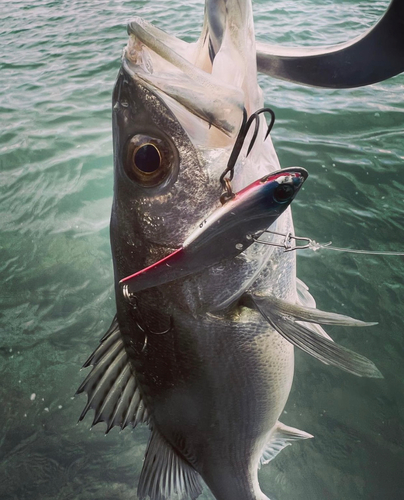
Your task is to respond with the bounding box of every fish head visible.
[111,9,298,313]
[112,65,223,253]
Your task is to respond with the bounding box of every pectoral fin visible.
[138,429,203,500]
[259,421,313,467]
[256,0,404,88]
[296,278,333,340]
[246,294,382,378]
[252,293,377,327]
[76,316,149,432]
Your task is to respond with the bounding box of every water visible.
[1,0,403,499]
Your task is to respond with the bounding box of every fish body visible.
[110,59,298,500]
[78,1,382,499]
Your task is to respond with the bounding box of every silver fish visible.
[77,1,386,499]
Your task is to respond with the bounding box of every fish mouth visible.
[123,17,253,149]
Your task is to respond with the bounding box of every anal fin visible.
[260,421,313,467]
[138,429,203,500]
[76,315,149,432]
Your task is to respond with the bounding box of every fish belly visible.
[147,309,294,500]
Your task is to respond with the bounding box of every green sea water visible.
[1,1,403,499]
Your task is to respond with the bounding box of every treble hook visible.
[220,107,276,203]
[122,284,173,352]
[245,107,276,156]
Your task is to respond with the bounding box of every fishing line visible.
[309,243,404,256]
[219,111,403,258]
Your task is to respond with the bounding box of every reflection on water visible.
[0,1,403,499]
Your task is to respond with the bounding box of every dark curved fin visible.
[256,0,404,88]
[77,316,149,432]
[247,294,382,378]
[138,429,203,500]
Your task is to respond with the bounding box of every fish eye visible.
[124,134,177,187]
[133,144,161,173]
[274,184,294,203]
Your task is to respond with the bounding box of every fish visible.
[77,1,387,499]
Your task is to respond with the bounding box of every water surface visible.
[1,1,403,499]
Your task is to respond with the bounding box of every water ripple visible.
[0,1,403,499]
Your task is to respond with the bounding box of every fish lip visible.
[121,53,149,85]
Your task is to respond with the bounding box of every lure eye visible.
[124,134,177,187]
[274,184,294,203]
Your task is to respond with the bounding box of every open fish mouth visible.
[115,18,299,303]
[123,18,245,147]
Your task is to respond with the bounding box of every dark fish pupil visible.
[274,184,294,203]
[134,144,160,173]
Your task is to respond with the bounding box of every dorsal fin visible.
[259,421,313,467]
[138,429,203,500]
[77,316,148,433]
